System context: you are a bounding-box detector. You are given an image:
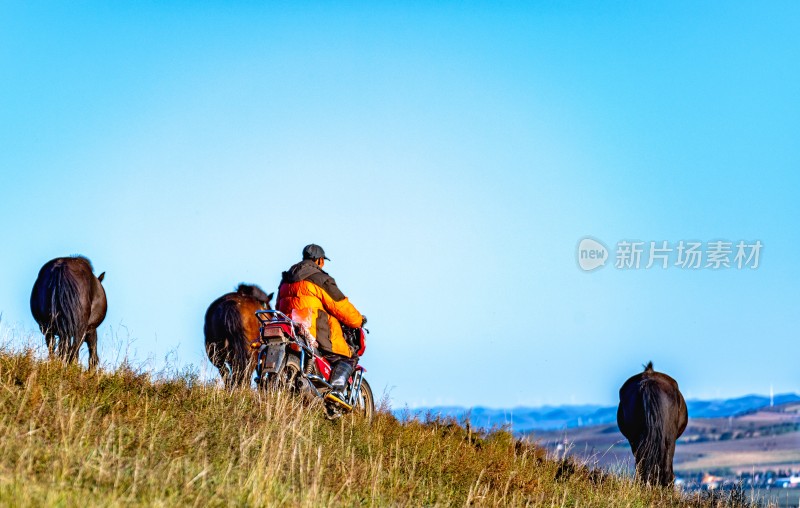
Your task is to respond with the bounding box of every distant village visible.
[677,469,800,491]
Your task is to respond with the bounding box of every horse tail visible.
[48,264,84,347]
[217,299,250,385]
[203,303,224,370]
[637,378,668,485]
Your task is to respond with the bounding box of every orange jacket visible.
[277,260,362,357]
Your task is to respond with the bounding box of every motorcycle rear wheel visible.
[267,355,302,392]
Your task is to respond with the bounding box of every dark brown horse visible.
[204,284,273,388]
[617,362,688,487]
[30,256,107,368]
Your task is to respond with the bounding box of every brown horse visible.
[617,362,688,487]
[30,256,107,368]
[204,284,273,388]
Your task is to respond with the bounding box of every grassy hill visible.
[0,345,764,506]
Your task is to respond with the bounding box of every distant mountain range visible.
[394,393,800,433]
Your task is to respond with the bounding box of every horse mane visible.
[236,283,272,304]
[68,255,94,271]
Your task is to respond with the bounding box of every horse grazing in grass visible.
[204,284,274,388]
[30,256,107,368]
[617,362,688,487]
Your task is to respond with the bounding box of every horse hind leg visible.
[55,333,68,361]
[245,354,258,388]
[229,360,245,389]
[229,338,258,389]
[44,330,56,358]
[66,337,78,363]
[206,340,231,387]
[67,330,87,365]
[661,440,677,487]
[85,329,99,370]
[231,356,255,389]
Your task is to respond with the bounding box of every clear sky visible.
[1,2,798,408]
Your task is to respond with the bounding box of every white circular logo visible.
[577,237,608,272]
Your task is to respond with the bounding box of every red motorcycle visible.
[253,310,375,420]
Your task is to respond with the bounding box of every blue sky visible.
[1,2,798,408]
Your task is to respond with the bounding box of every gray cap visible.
[302,244,330,261]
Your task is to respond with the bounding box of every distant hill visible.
[396,393,800,433]
[685,393,800,418]
[531,400,800,476]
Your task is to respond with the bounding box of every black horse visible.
[30,256,107,368]
[617,362,688,487]
[204,284,273,388]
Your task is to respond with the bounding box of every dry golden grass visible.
[0,339,771,506]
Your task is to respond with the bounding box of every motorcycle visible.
[253,309,375,420]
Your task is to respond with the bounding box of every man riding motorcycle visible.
[276,244,366,408]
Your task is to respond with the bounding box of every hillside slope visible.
[0,347,761,506]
